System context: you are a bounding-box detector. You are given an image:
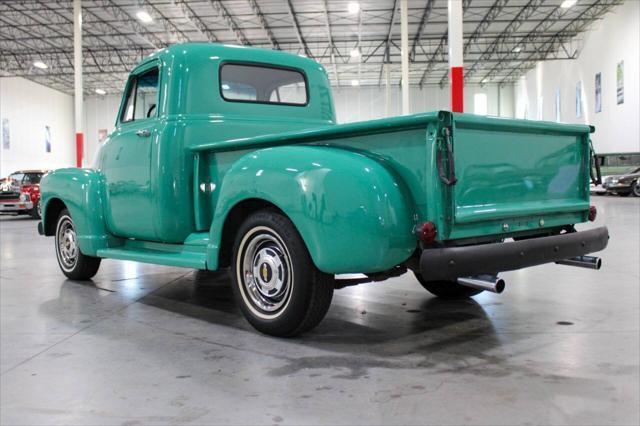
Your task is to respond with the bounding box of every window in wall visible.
[474,93,488,115]
[120,66,159,123]
[220,63,308,106]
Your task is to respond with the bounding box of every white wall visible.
[333,83,514,123]
[514,0,639,154]
[0,77,75,177]
[83,94,121,167]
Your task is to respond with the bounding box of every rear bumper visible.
[420,226,609,281]
[0,201,33,213]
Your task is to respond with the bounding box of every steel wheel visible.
[231,210,334,336]
[56,214,78,272]
[237,226,294,319]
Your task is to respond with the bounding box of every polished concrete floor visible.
[0,196,638,425]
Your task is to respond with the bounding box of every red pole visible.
[448,0,464,113]
[75,133,83,167]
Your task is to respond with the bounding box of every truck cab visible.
[39,43,608,337]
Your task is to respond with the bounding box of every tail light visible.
[415,221,437,244]
[589,205,597,222]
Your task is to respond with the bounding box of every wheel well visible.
[44,198,66,236]
[218,198,284,268]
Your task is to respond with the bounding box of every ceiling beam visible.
[247,0,279,49]
[285,0,312,58]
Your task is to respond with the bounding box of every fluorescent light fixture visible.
[95,88,106,95]
[560,0,577,8]
[350,48,361,58]
[347,2,360,14]
[512,46,522,53]
[33,61,48,69]
[350,79,359,86]
[136,10,153,23]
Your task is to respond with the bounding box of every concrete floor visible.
[0,196,638,425]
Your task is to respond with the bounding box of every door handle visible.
[136,129,151,137]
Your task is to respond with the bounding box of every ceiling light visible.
[33,61,48,69]
[351,79,360,86]
[347,2,360,14]
[350,48,361,58]
[95,88,106,95]
[560,0,577,9]
[512,46,522,53]
[136,10,153,24]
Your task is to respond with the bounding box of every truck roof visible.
[139,42,323,74]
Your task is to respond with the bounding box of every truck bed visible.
[191,111,592,242]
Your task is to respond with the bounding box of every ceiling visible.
[0,0,623,95]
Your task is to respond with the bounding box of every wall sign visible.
[45,125,51,153]
[1,118,9,150]
[616,61,624,105]
[575,81,582,118]
[595,72,602,113]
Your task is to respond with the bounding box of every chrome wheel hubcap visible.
[240,229,292,314]
[57,217,78,270]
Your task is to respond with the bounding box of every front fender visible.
[40,168,110,256]
[210,146,417,274]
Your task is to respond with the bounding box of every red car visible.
[0,170,48,219]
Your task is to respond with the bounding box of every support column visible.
[400,0,409,115]
[448,0,464,112]
[73,0,83,167]
[385,63,391,117]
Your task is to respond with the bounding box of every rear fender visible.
[40,168,112,256]
[208,145,417,274]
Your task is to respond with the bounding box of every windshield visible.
[23,173,43,185]
[623,166,640,175]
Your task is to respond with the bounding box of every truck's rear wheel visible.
[413,271,483,299]
[55,209,101,280]
[231,210,333,337]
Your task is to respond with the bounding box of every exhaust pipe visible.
[457,275,505,294]
[556,255,602,270]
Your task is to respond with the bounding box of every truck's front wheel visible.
[55,209,101,280]
[231,210,333,337]
[413,272,483,299]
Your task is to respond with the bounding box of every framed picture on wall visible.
[576,81,582,118]
[45,125,51,153]
[595,72,602,113]
[98,129,108,143]
[617,61,624,105]
[2,118,9,150]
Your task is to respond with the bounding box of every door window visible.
[120,66,159,123]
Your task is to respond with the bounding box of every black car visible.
[602,166,640,197]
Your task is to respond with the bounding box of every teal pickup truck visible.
[39,44,608,336]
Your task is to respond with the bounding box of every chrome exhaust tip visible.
[555,255,602,270]
[457,275,506,294]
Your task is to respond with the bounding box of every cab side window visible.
[120,67,159,123]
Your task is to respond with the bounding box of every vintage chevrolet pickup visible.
[39,43,608,336]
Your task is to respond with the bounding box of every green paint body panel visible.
[40,43,594,274]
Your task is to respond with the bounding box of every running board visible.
[96,244,207,270]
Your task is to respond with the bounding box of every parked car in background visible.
[0,170,48,218]
[602,166,640,197]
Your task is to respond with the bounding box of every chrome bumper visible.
[0,201,33,212]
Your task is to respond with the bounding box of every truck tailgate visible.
[443,114,592,240]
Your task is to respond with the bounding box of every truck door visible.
[102,62,160,240]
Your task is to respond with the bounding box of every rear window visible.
[220,63,307,106]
